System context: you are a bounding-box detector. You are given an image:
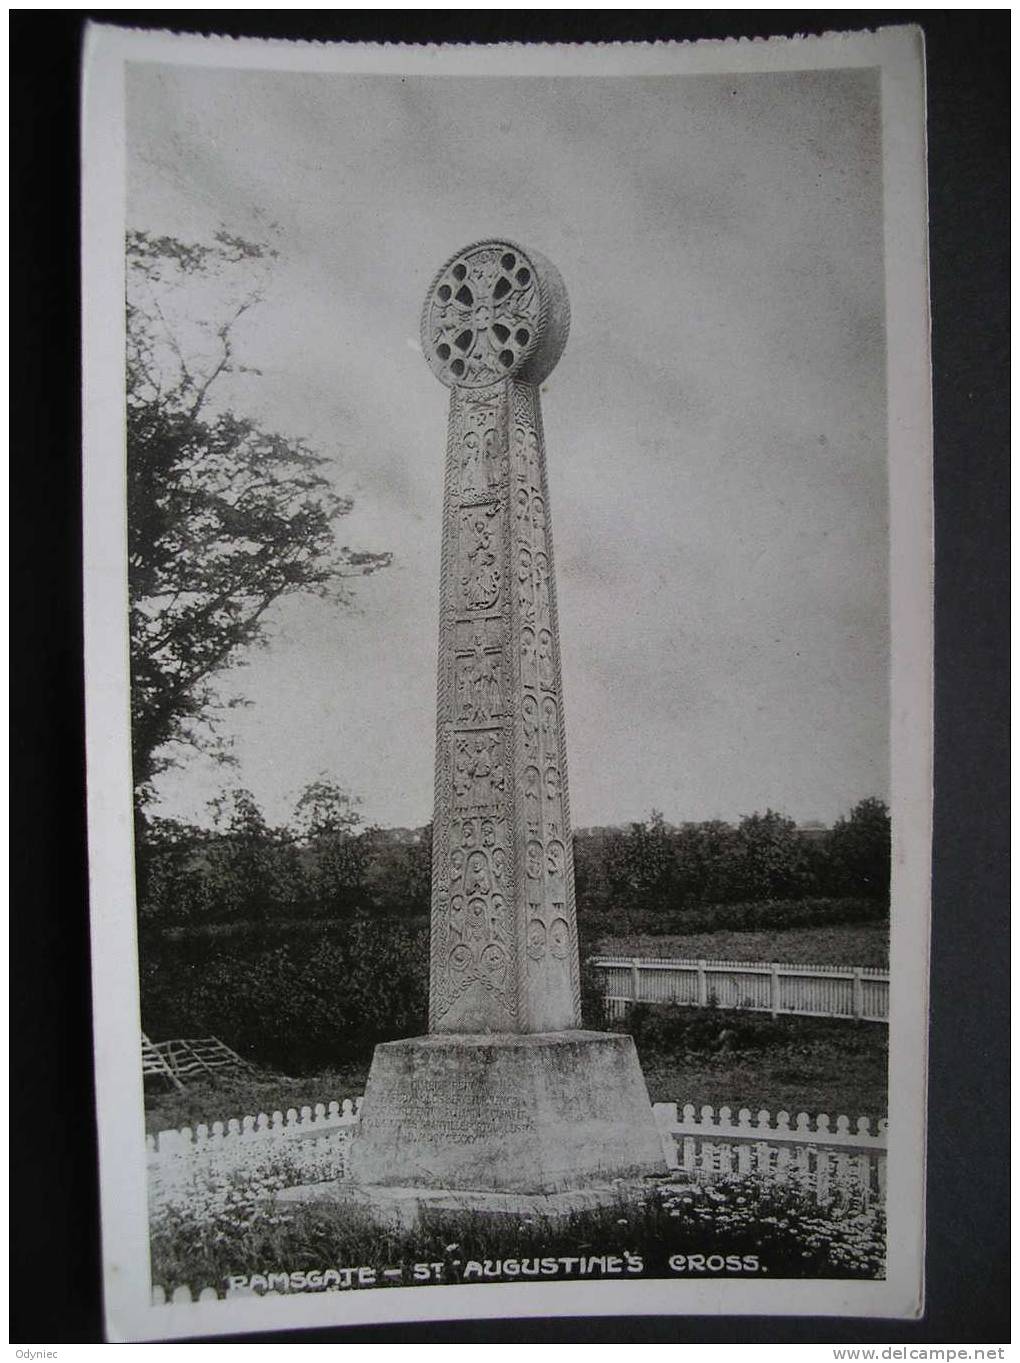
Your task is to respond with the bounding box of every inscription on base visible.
[370,1080,534,1143]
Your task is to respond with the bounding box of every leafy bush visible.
[825,798,891,900]
[140,919,428,1073]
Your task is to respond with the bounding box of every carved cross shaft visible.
[421,240,578,1034]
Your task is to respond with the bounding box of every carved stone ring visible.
[421,239,570,390]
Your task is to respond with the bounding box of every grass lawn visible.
[145,1065,370,1136]
[598,921,889,968]
[146,1012,886,1134]
[639,1034,887,1120]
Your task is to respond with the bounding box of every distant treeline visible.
[576,801,889,917]
[136,782,889,929]
[136,786,889,1070]
[135,782,428,928]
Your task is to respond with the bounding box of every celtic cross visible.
[421,239,578,1034]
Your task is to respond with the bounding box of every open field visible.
[145,1066,369,1136]
[633,1008,886,1120]
[598,921,888,968]
[640,1038,887,1120]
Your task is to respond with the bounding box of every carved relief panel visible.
[458,388,509,498]
[430,376,516,1031]
[452,732,506,814]
[458,505,502,613]
[454,633,505,726]
[431,813,517,1025]
[507,380,581,1029]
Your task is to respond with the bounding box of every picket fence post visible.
[650,1101,887,1207]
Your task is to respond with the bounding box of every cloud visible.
[129,63,887,829]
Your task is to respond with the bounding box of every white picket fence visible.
[652,1103,887,1208]
[147,1099,361,1200]
[147,1097,362,1157]
[592,956,889,1023]
[148,1094,885,1210]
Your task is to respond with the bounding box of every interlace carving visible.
[423,244,541,389]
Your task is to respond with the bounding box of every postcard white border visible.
[82,22,932,1341]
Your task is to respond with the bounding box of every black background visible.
[10,10,1009,1346]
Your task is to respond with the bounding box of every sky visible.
[126,62,888,832]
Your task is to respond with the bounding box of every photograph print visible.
[82,25,933,1340]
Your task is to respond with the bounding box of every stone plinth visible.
[347,1031,667,1194]
[275,1180,671,1234]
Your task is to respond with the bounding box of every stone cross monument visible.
[349,241,666,1199]
[424,241,578,1034]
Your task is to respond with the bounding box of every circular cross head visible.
[421,239,570,390]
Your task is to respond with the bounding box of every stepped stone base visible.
[275,1178,670,1232]
[345,1030,668,1194]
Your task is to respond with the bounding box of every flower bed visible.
[150,1161,885,1294]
